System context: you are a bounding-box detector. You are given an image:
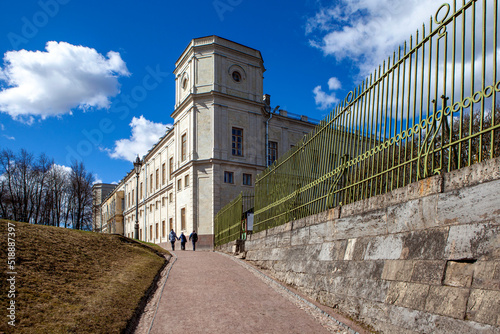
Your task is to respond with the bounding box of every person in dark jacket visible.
[189,230,198,251]
[169,229,178,251]
[179,232,187,250]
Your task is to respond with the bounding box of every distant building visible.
[92,183,117,232]
[101,190,125,234]
[94,36,316,248]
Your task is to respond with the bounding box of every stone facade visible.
[100,190,124,234]
[235,157,500,333]
[95,36,316,248]
[92,183,117,232]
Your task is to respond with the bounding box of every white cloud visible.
[52,164,72,175]
[306,0,438,77]
[313,76,342,110]
[313,85,339,110]
[2,134,15,140]
[0,41,130,122]
[328,77,342,90]
[93,173,103,185]
[0,123,4,131]
[108,116,171,162]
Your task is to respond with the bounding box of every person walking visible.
[189,230,198,251]
[179,232,187,250]
[169,229,178,251]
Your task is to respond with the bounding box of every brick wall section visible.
[230,157,500,333]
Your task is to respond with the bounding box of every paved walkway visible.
[147,249,356,334]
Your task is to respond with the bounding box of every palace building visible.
[93,36,316,248]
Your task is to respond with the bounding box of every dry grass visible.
[0,220,167,334]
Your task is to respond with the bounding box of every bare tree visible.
[0,149,96,230]
[68,161,95,230]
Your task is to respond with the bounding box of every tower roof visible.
[175,35,264,69]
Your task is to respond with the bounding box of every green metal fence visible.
[254,0,500,232]
[214,191,254,247]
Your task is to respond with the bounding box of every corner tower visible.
[170,36,268,248]
[173,35,265,110]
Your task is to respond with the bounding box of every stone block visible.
[315,210,329,224]
[304,244,322,259]
[472,261,500,290]
[267,221,291,235]
[385,304,437,334]
[410,260,446,285]
[443,260,475,288]
[264,234,278,248]
[326,261,349,276]
[352,237,371,261]
[250,229,267,240]
[358,300,391,329]
[445,223,500,260]
[259,249,272,261]
[347,278,390,302]
[343,238,356,260]
[272,261,286,272]
[318,240,347,261]
[306,260,328,275]
[437,180,500,226]
[322,221,337,242]
[290,260,307,273]
[314,274,329,292]
[339,197,368,218]
[401,228,448,260]
[284,245,307,261]
[387,196,439,233]
[406,175,443,199]
[309,222,328,244]
[317,290,343,309]
[245,250,260,261]
[249,237,266,250]
[327,275,351,295]
[364,234,403,260]
[287,244,321,262]
[305,215,317,227]
[443,156,500,192]
[466,289,500,326]
[385,281,430,310]
[327,207,340,220]
[425,285,469,319]
[269,247,285,261]
[346,260,384,280]
[276,230,291,248]
[334,209,388,239]
[290,226,309,246]
[382,260,414,281]
[292,217,306,230]
[431,313,500,334]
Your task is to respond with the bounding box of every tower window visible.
[243,173,252,186]
[232,71,241,82]
[224,171,234,184]
[268,141,278,166]
[169,157,174,180]
[181,133,187,161]
[181,208,186,230]
[232,128,243,156]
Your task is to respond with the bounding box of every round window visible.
[232,71,241,82]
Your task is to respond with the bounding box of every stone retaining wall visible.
[238,158,500,333]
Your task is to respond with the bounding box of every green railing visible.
[253,0,499,232]
[214,191,254,247]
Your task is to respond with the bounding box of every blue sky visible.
[0,0,442,183]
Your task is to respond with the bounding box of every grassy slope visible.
[0,220,168,334]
